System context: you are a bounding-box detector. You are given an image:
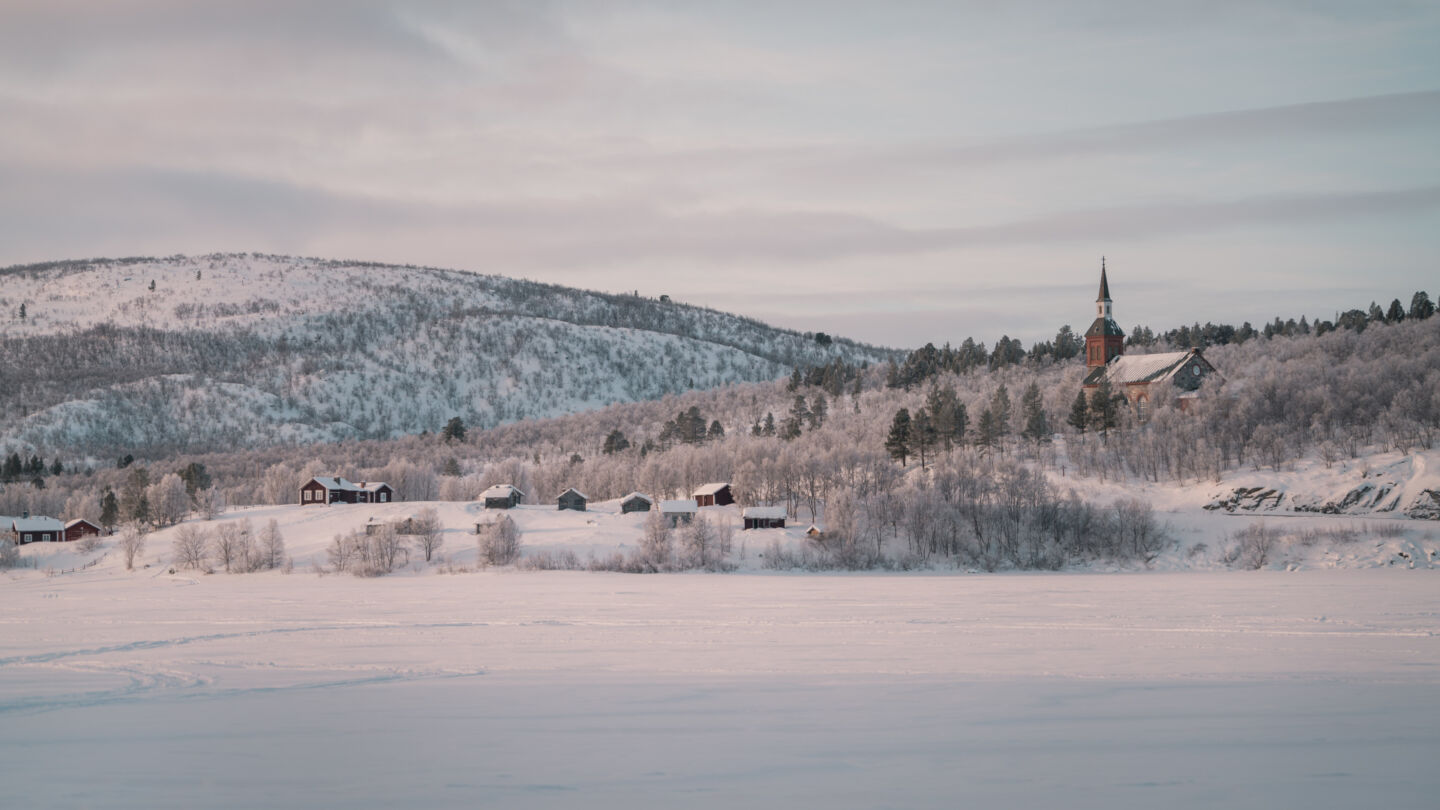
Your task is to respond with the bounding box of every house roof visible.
[308,476,388,493]
[1083,349,1205,387]
[13,516,64,533]
[557,487,588,500]
[661,499,698,513]
[481,484,524,498]
[692,482,730,496]
[64,518,100,529]
[742,506,787,520]
[1084,316,1125,338]
[619,492,653,504]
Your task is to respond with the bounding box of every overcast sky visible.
[3,1,1437,348]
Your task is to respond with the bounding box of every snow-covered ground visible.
[2,568,1438,809]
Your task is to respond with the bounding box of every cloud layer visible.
[3,1,1438,346]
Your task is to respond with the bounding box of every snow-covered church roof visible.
[1083,349,1212,387]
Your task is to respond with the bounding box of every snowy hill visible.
[0,254,894,455]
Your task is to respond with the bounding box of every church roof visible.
[1083,349,1207,386]
[1085,317,1125,338]
[1098,263,1111,301]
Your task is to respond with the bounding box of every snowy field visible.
[3,567,1439,809]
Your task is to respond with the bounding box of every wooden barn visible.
[481,484,524,509]
[805,524,825,540]
[692,482,734,507]
[300,477,394,506]
[619,492,653,514]
[742,506,787,530]
[557,488,588,511]
[661,499,698,527]
[10,515,64,544]
[64,518,103,543]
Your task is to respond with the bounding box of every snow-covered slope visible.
[0,254,894,455]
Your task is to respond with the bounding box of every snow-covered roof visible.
[806,524,824,534]
[481,484,524,498]
[13,516,64,533]
[558,487,588,500]
[693,482,730,496]
[64,518,100,529]
[619,492,653,504]
[1084,349,1209,387]
[308,476,389,492]
[661,499,698,513]
[742,506,787,520]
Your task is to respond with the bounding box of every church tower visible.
[1084,258,1125,369]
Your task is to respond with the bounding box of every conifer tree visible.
[1020,382,1050,443]
[909,408,938,470]
[1088,378,1122,437]
[885,408,912,466]
[101,490,119,530]
[1067,390,1089,433]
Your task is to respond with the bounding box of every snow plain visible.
[4,551,1440,808]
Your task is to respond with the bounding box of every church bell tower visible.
[1085,258,1125,369]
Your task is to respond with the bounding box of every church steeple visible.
[1084,258,1125,369]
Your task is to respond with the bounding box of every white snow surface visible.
[3,499,1440,808]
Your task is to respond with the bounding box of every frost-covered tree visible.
[413,507,443,562]
[172,525,210,570]
[259,519,286,570]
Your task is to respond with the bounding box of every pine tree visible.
[909,408,938,470]
[885,408,913,466]
[18,303,25,320]
[989,385,1012,449]
[442,416,467,443]
[101,490,119,530]
[1410,291,1435,321]
[602,429,630,454]
[975,407,999,454]
[808,394,828,429]
[50,458,63,476]
[762,412,776,437]
[1020,382,1050,443]
[707,420,725,441]
[1088,378,1121,437]
[1067,390,1088,433]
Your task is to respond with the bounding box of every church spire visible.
[1098,256,1110,302]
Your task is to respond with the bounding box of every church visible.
[1081,260,1218,420]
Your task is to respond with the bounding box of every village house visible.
[742,506,787,530]
[300,477,394,506]
[692,482,734,507]
[480,484,524,509]
[557,488,588,511]
[1081,261,1220,419]
[64,518,103,543]
[805,524,825,540]
[661,499,698,527]
[619,492,653,514]
[9,515,65,544]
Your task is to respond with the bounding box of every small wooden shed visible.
[64,518,103,543]
[557,488,588,512]
[742,506,787,530]
[661,499,698,528]
[620,492,653,514]
[481,484,524,509]
[692,482,734,507]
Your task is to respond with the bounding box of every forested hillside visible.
[8,293,1436,572]
[0,254,893,455]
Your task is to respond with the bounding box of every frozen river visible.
[2,570,1438,808]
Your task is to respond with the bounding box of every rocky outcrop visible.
[1205,487,1285,513]
[1407,490,1440,520]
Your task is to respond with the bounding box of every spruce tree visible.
[885,408,913,466]
[1067,391,1088,433]
[1088,378,1121,437]
[909,408,938,469]
[976,407,999,454]
[1020,382,1050,443]
[100,490,120,530]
